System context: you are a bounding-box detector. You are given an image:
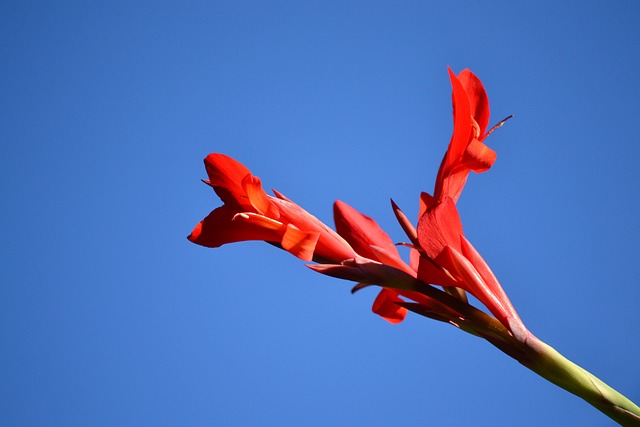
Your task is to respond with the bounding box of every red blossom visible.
[333,200,463,324]
[433,68,496,204]
[334,200,413,323]
[188,68,524,336]
[188,154,357,263]
[408,69,524,335]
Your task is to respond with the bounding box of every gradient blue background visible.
[2,1,639,426]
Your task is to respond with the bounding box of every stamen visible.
[471,117,481,138]
[485,114,514,138]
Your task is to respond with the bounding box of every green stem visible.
[375,277,639,424]
[520,333,640,426]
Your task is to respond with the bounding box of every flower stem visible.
[520,333,640,426]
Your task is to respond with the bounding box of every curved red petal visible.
[436,139,497,203]
[334,200,401,262]
[436,245,511,331]
[416,197,463,260]
[281,224,320,261]
[242,174,280,219]
[446,68,473,166]
[434,69,473,200]
[459,235,522,326]
[461,138,497,173]
[416,255,458,288]
[203,154,253,209]
[458,69,490,136]
[187,205,281,248]
[372,289,408,324]
[274,198,356,263]
[418,192,436,221]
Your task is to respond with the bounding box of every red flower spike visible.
[414,194,521,331]
[187,70,640,424]
[189,154,358,263]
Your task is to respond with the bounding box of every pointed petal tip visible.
[272,188,291,201]
[188,222,203,242]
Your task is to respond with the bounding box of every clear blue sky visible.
[2,1,640,426]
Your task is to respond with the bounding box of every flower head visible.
[188,154,357,263]
[433,68,497,203]
[404,69,525,335]
[333,200,466,325]
[333,200,414,323]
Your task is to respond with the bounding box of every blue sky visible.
[2,1,640,426]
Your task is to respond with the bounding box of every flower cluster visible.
[188,67,525,341]
[188,69,640,425]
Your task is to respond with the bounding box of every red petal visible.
[275,198,356,263]
[203,154,253,209]
[418,192,436,219]
[369,245,414,276]
[461,138,496,173]
[271,189,292,201]
[372,289,408,324]
[416,197,463,260]
[458,69,490,136]
[433,67,472,201]
[447,68,473,162]
[187,205,281,248]
[281,224,320,261]
[242,174,280,219]
[436,245,511,330]
[434,69,487,202]
[459,236,522,326]
[434,138,496,204]
[334,200,402,262]
[416,255,458,288]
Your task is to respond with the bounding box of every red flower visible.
[333,201,460,324]
[188,154,358,263]
[433,68,496,203]
[415,195,524,336]
[188,69,525,336]
[408,69,525,336]
[334,200,414,323]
